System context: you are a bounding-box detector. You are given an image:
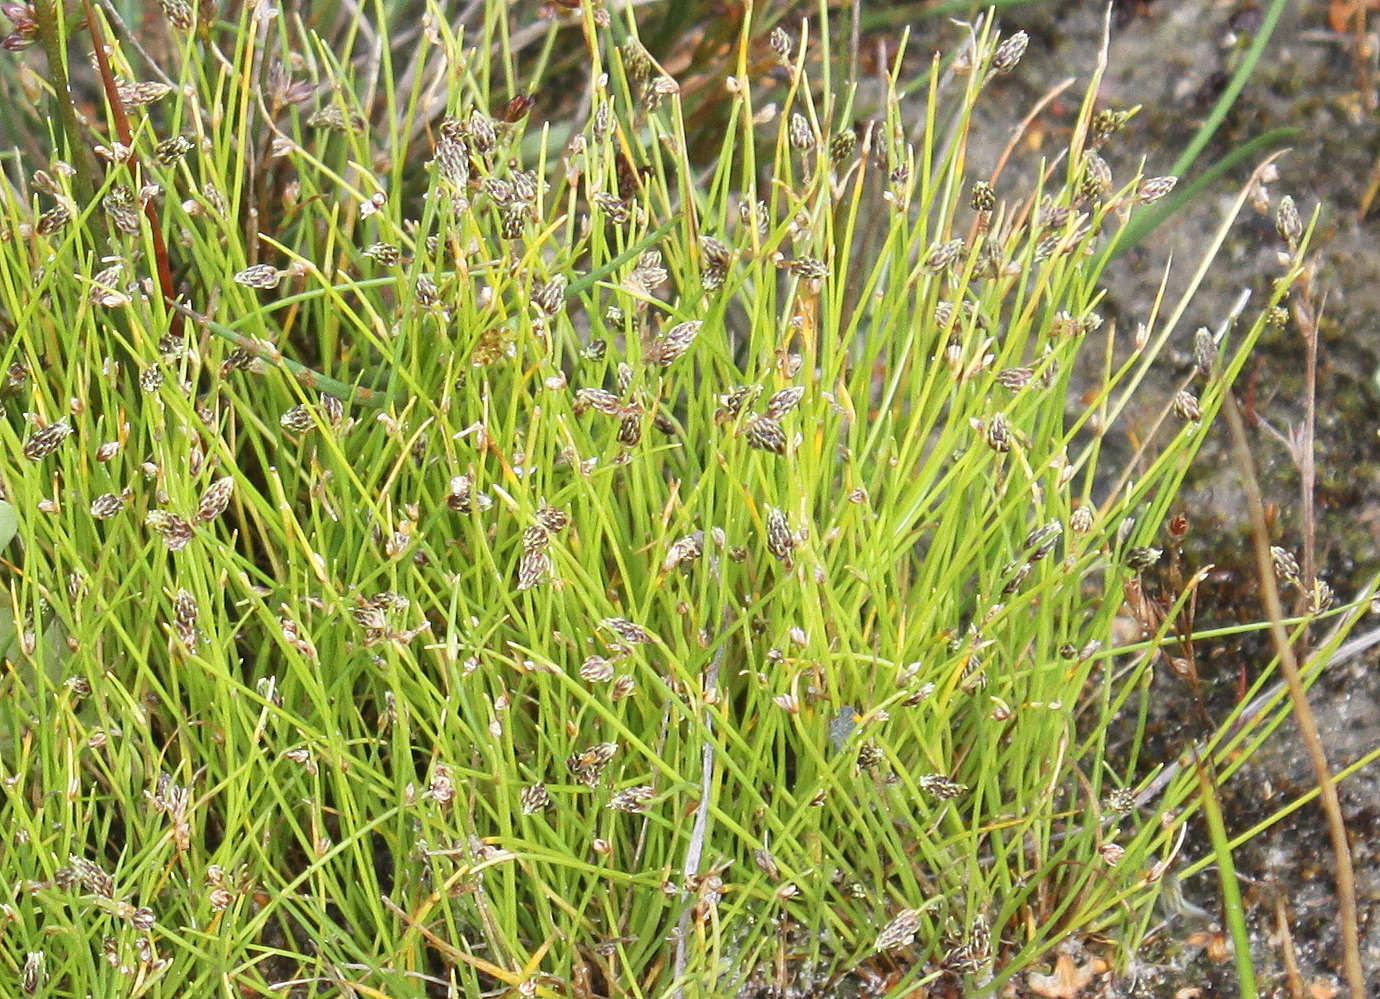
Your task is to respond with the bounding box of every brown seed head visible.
[633,249,668,289]
[788,256,829,279]
[1172,389,1201,423]
[468,109,496,152]
[234,264,282,289]
[364,242,402,266]
[435,137,469,186]
[649,320,702,366]
[415,274,440,308]
[67,855,115,898]
[857,742,886,769]
[918,773,967,799]
[923,237,965,272]
[307,104,365,132]
[1125,546,1162,571]
[280,404,315,433]
[608,785,656,813]
[536,506,569,533]
[1275,194,1302,248]
[521,524,549,553]
[90,493,124,519]
[117,81,173,107]
[745,417,786,455]
[769,26,791,62]
[1136,175,1177,204]
[875,909,923,952]
[173,588,199,647]
[157,0,193,30]
[1270,546,1301,586]
[36,203,71,235]
[1194,327,1217,378]
[520,782,552,814]
[765,507,795,565]
[23,419,72,460]
[510,169,539,203]
[103,185,142,233]
[196,476,235,521]
[139,366,164,393]
[662,530,705,571]
[829,129,856,165]
[534,275,567,316]
[155,135,194,164]
[1080,152,1113,201]
[983,412,1011,453]
[996,367,1033,389]
[990,30,1028,72]
[1106,787,1136,812]
[1090,108,1133,149]
[699,235,731,290]
[516,549,551,590]
[970,180,996,213]
[319,393,345,430]
[592,192,631,225]
[428,763,455,806]
[763,386,805,420]
[21,951,44,996]
[580,655,614,682]
[602,617,653,645]
[574,387,622,416]
[1024,520,1063,562]
[617,408,642,446]
[145,511,194,551]
[715,385,757,422]
[89,263,128,307]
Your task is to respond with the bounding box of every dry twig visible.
[1221,390,1364,999]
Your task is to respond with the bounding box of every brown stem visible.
[1357,0,1376,113]
[30,0,106,241]
[81,0,182,341]
[1291,266,1319,597]
[1221,389,1364,999]
[1272,891,1307,999]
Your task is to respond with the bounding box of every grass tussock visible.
[0,2,1360,997]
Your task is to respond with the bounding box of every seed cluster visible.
[517,506,569,590]
[102,185,143,233]
[874,908,922,952]
[22,419,71,460]
[145,510,194,551]
[566,740,618,788]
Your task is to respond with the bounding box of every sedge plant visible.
[0,2,1362,997]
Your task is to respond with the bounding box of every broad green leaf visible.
[0,500,15,551]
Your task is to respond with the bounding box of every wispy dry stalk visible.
[1290,265,1320,598]
[1221,390,1363,999]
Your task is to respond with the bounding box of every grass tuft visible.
[0,3,1362,997]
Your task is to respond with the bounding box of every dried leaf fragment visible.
[1027,953,1103,999]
